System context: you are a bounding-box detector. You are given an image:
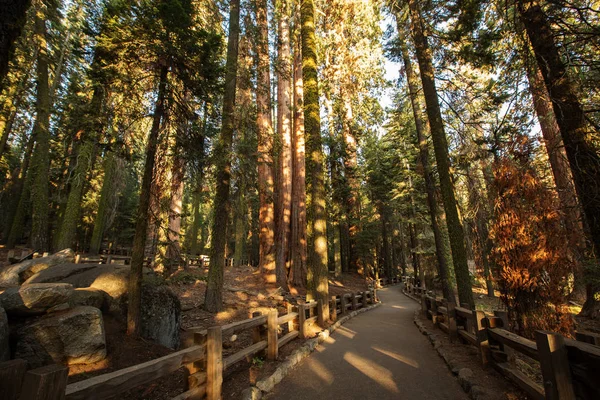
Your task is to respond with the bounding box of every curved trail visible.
[266,286,468,399]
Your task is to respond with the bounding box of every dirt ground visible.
[65,262,368,399]
[415,311,531,400]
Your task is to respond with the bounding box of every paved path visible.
[266,286,468,400]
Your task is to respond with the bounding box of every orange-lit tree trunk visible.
[254,0,276,284]
[288,4,307,288]
[275,0,292,288]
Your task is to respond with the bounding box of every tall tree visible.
[288,2,307,288]
[204,0,241,312]
[407,0,474,306]
[29,0,51,251]
[0,0,31,91]
[275,0,293,288]
[518,1,600,317]
[395,9,453,300]
[301,0,329,319]
[255,0,276,284]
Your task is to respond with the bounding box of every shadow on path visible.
[266,286,468,399]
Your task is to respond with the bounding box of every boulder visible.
[140,285,181,349]
[15,306,106,368]
[0,283,74,316]
[0,249,75,287]
[0,307,8,361]
[25,264,153,299]
[23,263,98,285]
[69,288,108,310]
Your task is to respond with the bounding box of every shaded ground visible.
[266,286,469,400]
[62,262,368,399]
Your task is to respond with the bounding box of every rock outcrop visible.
[140,285,181,349]
[0,249,75,287]
[15,306,106,368]
[0,283,74,316]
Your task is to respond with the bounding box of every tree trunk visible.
[288,6,307,288]
[301,0,329,319]
[55,141,94,251]
[29,5,51,251]
[0,0,31,92]
[275,0,292,288]
[204,0,240,313]
[341,96,360,271]
[519,1,600,318]
[6,133,34,247]
[254,0,276,284]
[525,53,587,302]
[127,64,168,335]
[165,143,185,275]
[396,11,453,300]
[407,0,474,307]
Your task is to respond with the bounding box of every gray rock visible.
[69,288,108,310]
[458,368,474,391]
[24,263,98,285]
[139,285,181,349]
[26,264,153,299]
[0,249,74,287]
[15,306,106,368]
[241,387,262,400]
[0,307,9,361]
[0,283,74,316]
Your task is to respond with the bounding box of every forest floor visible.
[66,263,369,399]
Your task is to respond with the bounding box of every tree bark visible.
[519,1,600,317]
[29,4,51,251]
[127,64,168,335]
[396,10,453,300]
[301,0,329,319]
[0,0,31,92]
[525,53,587,301]
[204,0,240,313]
[288,4,307,288]
[275,0,293,288]
[407,0,474,307]
[254,0,276,284]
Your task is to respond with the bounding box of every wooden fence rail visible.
[0,283,392,400]
[410,288,600,400]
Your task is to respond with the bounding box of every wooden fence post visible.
[340,295,348,317]
[206,326,223,400]
[267,309,278,361]
[286,304,294,333]
[298,304,307,339]
[447,302,458,343]
[185,332,206,392]
[474,310,490,366]
[19,364,68,400]
[535,331,576,400]
[330,296,338,322]
[351,293,358,311]
[317,300,324,328]
[421,294,427,317]
[0,359,27,400]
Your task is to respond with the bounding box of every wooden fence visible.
[1,287,382,400]
[403,280,600,400]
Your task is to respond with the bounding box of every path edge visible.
[241,301,383,399]
[406,291,487,400]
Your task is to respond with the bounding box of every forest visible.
[1,0,600,352]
